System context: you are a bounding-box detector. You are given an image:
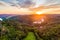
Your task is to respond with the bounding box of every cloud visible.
[37,7,60,14]
[0,6,31,14]
[0,1,32,14]
[33,0,60,8]
[0,0,35,8]
[17,0,34,8]
[0,1,10,6]
[0,0,60,8]
[0,0,60,14]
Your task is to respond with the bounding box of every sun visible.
[36,11,43,14]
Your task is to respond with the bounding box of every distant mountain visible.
[0,14,16,18]
[0,14,17,21]
[0,14,60,25]
[8,14,60,25]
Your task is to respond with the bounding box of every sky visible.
[0,0,60,14]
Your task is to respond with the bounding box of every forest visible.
[0,19,60,40]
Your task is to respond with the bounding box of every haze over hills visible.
[0,14,60,25]
[0,14,17,18]
[3,14,59,25]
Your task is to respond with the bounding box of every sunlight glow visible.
[35,8,60,14]
[36,11,43,14]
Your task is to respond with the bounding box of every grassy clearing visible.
[23,32,36,40]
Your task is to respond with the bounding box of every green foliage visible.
[1,19,60,40]
[38,24,60,40]
[23,32,36,40]
[0,35,10,40]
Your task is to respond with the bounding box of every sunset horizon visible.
[0,0,60,14]
[0,0,60,40]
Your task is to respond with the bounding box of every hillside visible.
[8,14,60,25]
